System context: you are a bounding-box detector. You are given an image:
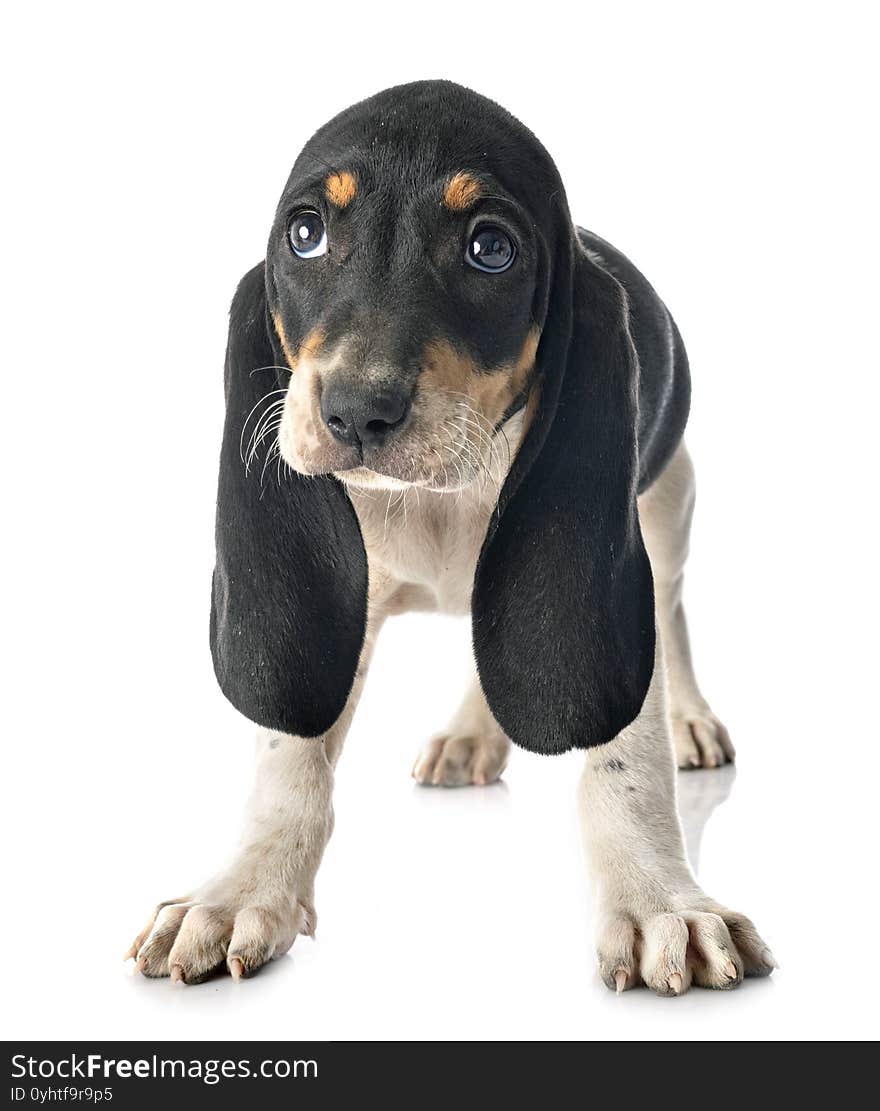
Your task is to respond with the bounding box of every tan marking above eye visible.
[443,172,483,212]
[419,327,541,427]
[325,171,357,208]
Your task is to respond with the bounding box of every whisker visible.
[244,398,286,462]
[246,418,284,475]
[239,388,287,464]
[245,413,284,474]
[383,489,394,540]
[454,404,508,499]
[245,407,284,466]
[238,395,283,464]
[259,438,281,495]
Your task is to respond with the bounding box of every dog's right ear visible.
[471,232,655,755]
[210,263,368,737]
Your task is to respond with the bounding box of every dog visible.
[127,80,774,994]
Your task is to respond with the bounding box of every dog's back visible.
[578,228,690,491]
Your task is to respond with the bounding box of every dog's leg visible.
[127,617,382,984]
[638,442,735,768]
[580,651,774,995]
[412,665,510,787]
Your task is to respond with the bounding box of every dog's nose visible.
[320,381,411,449]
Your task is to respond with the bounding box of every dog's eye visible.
[288,211,327,258]
[466,225,516,272]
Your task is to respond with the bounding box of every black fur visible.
[209,80,689,750]
[210,265,367,736]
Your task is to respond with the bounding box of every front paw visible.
[126,881,315,985]
[671,707,735,769]
[597,901,776,996]
[412,731,509,786]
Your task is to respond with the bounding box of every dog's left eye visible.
[288,211,327,258]
[466,225,516,272]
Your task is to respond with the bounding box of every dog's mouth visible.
[335,461,489,494]
[332,442,500,494]
[336,467,424,492]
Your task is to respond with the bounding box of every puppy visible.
[127,81,774,994]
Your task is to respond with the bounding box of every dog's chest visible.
[349,485,496,616]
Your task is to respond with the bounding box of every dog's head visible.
[212,81,654,753]
[266,83,551,491]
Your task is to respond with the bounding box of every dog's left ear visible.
[472,229,655,754]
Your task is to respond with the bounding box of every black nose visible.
[320,381,411,449]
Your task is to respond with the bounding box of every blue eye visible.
[466,225,516,272]
[289,211,327,258]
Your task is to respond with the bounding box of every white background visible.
[2,1,878,1041]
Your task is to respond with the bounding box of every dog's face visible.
[267,97,549,491]
[214,82,656,752]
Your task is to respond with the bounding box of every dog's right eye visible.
[288,211,327,258]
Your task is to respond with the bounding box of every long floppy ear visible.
[210,263,368,736]
[472,233,655,755]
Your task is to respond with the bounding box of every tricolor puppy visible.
[128,81,775,993]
